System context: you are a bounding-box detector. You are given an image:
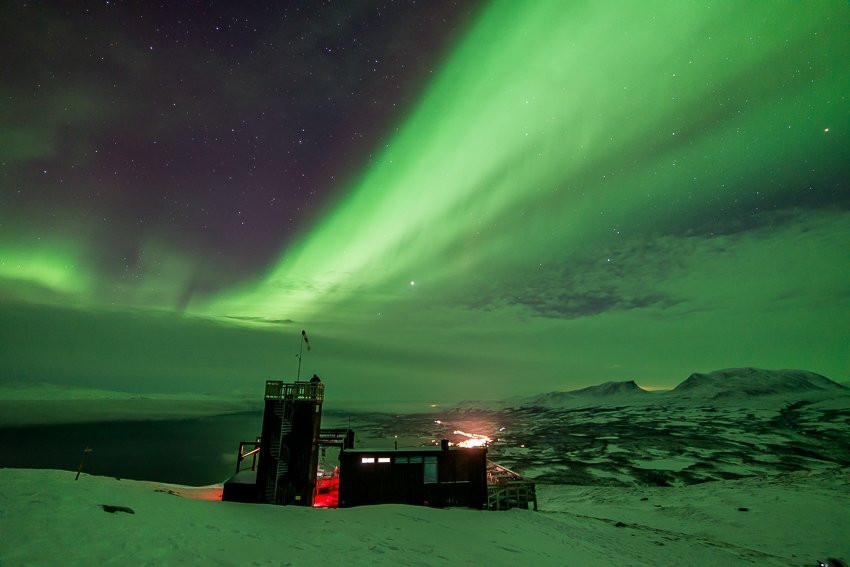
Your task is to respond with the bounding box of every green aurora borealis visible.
[1,1,849,401]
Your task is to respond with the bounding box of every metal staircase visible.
[257,379,324,506]
[264,401,293,504]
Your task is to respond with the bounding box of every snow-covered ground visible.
[1,467,847,566]
[351,388,850,487]
[3,369,848,564]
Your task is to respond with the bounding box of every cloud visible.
[222,316,296,326]
[467,208,850,320]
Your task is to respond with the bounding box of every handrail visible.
[264,380,325,402]
[236,439,262,474]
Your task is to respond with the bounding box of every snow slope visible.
[1,468,847,566]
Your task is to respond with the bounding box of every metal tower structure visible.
[255,376,324,505]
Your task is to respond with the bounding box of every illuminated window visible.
[377,457,391,463]
[423,455,437,484]
[361,457,375,464]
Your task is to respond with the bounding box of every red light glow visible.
[313,467,340,508]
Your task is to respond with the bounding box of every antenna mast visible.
[296,329,310,380]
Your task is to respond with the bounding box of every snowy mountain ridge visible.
[569,380,649,397]
[671,367,847,400]
[514,367,847,409]
[523,380,648,406]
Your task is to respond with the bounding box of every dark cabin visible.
[337,441,488,509]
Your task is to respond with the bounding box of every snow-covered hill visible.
[520,380,650,408]
[508,368,846,410]
[671,368,847,400]
[1,468,847,566]
[570,380,648,397]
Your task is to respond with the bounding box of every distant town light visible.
[454,430,491,448]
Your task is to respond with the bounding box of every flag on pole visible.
[302,329,311,351]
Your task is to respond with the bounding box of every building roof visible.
[342,446,485,454]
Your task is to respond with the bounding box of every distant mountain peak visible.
[672,367,845,399]
[569,380,648,397]
[523,380,649,407]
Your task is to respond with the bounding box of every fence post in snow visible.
[75,447,93,480]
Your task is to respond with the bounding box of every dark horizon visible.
[0,413,261,485]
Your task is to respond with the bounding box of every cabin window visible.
[361,457,375,464]
[423,456,437,484]
[394,456,409,464]
[409,456,423,464]
[378,457,391,463]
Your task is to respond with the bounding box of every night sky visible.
[1,1,848,403]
